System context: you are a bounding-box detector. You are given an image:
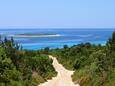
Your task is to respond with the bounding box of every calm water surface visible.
[0,28,115,50]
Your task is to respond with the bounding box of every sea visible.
[0,28,115,50]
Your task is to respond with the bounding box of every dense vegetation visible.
[51,32,115,86]
[0,37,57,86]
[1,32,115,86]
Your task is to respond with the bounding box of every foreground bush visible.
[0,37,57,86]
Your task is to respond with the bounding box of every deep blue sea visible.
[0,28,115,50]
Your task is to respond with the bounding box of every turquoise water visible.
[0,28,115,50]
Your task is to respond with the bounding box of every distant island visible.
[11,33,61,37]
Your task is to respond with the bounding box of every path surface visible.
[39,55,79,86]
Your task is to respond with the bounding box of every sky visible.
[0,0,115,28]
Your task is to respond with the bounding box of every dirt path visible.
[39,55,79,86]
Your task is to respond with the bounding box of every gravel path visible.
[39,55,79,86]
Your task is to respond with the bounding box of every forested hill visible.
[0,36,57,86]
[51,32,115,86]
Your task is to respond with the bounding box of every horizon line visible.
[0,27,115,29]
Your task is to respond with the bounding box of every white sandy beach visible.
[39,55,79,86]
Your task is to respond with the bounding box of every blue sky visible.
[0,0,115,28]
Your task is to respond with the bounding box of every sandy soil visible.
[39,55,79,86]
